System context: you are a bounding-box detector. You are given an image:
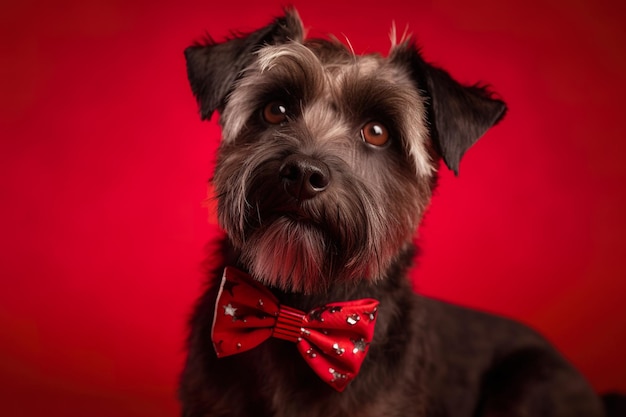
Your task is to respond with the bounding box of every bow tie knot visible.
[274,305,308,342]
[211,267,379,391]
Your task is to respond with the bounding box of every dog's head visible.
[185,10,506,294]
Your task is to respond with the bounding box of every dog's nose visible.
[279,155,330,200]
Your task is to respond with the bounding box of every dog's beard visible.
[240,218,330,294]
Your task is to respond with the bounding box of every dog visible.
[179,9,606,417]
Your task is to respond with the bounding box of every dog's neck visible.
[223,239,417,313]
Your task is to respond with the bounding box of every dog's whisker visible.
[255,202,262,226]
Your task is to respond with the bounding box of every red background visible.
[1,0,625,415]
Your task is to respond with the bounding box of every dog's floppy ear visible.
[185,10,304,120]
[391,42,506,175]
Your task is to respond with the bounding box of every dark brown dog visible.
[180,9,605,417]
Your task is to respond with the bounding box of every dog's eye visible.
[361,122,389,146]
[263,101,288,124]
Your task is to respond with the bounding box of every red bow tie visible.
[211,267,379,392]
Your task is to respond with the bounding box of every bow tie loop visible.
[211,267,379,391]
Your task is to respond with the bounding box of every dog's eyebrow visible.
[255,70,313,104]
[256,43,325,103]
[339,75,415,122]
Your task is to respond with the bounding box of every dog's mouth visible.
[254,211,335,246]
[241,183,369,256]
[251,196,329,231]
[275,211,322,227]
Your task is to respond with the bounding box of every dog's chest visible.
[246,335,429,417]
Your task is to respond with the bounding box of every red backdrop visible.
[1,0,625,416]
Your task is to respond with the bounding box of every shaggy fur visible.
[180,9,605,417]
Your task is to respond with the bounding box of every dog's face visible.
[185,10,505,294]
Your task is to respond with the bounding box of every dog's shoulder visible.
[418,295,548,350]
